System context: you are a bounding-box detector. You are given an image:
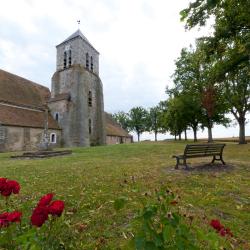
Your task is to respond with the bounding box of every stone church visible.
[0,30,132,152]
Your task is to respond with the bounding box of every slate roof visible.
[105,113,132,137]
[56,29,99,54]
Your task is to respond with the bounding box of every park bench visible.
[173,144,226,169]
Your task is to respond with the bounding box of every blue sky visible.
[0,0,249,140]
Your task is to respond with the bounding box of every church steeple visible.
[49,29,106,147]
[55,29,99,75]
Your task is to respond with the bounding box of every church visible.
[0,30,132,152]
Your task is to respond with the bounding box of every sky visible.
[0,0,249,141]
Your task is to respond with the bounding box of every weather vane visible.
[77,20,80,29]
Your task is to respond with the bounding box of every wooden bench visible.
[173,144,226,169]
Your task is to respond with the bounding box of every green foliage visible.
[128,107,149,141]
[111,111,130,132]
[180,0,250,143]
[133,189,199,250]
[131,188,232,250]
[147,106,166,141]
[170,41,229,141]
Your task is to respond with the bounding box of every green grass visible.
[0,141,249,249]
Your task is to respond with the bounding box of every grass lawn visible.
[0,141,249,249]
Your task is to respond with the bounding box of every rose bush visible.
[0,177,66,249]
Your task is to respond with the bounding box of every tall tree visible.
[128,107,148,142]
[224,67,250,144]
[147,106,166,141]
[181,0,250,143]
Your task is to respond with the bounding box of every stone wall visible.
[106,135,133,145]
[0,125,61,152]
[50,65,105,147]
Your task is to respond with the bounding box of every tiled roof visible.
[0,69,50,108]
[105,112,132,137]
[0,104,60,129]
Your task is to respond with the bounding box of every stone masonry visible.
[48,30,106,147]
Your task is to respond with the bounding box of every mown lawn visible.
[0,141,249,249]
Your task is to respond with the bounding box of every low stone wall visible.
[0,125,61,152]
[106,135,132,145]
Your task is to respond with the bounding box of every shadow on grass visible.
[164,163,235,173]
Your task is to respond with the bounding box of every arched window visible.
[88,119,92,134]
[86,53,89,69]
[90,56,93,71]
[50,133,57,143]
[63,51,67,69]
[68,50,72,66]
[88,90,92,107]
[55,112,59,122]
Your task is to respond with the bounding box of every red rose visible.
[0,212,9,228]
[1,180,20,196]
[0,178,7,192]
[210,219,224,231]
[48,200,65,216]
[37,193,54,207]
[7,211,22,223]
[31,206,48,227]
[219,228,226,237]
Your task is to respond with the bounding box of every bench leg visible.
[211,155,226,165]
[211,156,215,164]
[183,158,189,170]
[175,158,180,169]
[220,155,226,165]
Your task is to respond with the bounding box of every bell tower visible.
[48,29,106,147]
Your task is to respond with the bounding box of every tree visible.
[172,42,229,142]
[128,107,148,142]
[224,66,250,144]
[147,106,166,141]
[181,0,250,143]
[111,111,130,131]
[180,0,250,82]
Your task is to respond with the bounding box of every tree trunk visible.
[193,128,197,142]
[137,132,140,142]
[184,129,187,141]
[174,133,177,141]
[231,111,247,144]
[239,117,246,144]
[178,133,181,140]
[154,131,157,142]
[207,119,213,143]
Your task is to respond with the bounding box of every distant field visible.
[0,141,249,249]
[213,136,250,142]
